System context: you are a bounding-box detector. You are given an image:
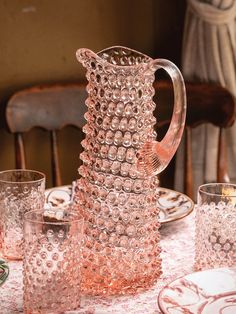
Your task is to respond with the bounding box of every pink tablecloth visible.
[0,210,195,314]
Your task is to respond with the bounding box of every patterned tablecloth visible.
[0,210,195,314]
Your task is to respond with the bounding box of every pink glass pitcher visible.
[75,46,186,295]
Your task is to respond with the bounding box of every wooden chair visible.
[154,80,236,199]
[6,81,236,197]
[6,83,87,187]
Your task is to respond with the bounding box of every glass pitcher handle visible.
[137,59,187,176]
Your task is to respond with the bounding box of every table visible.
[0,210,195,313]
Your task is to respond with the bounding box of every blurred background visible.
[0,0,186,187]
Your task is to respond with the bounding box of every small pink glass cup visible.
[23,208,84,314]
[195,183,236,270]
[0,169,45,260]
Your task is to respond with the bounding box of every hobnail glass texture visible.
[23,208,84,314]
[195,183,236,270]
[75,46,186,295]
[0,169,45,260]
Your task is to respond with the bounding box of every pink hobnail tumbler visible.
[0,169,45,260]
[23,208,84,314]
[195,183,236,270]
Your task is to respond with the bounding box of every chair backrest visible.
[6,83,87,186]
[154,80,236,199]
[6,80,236,197]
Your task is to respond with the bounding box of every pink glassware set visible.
[3,46,235,313]
[0,46,187,312]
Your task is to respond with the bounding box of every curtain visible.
[175,0,236,198]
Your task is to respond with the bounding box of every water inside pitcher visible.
[75,46,186,295]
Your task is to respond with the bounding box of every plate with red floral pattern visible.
[158,267,236,313]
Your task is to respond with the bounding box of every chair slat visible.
[184,127,193,199]
[50,130,62,187]
[217,128,230,183]
[15,133,26,169]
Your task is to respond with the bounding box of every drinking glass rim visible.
[198,182,236,197]
[24,208,84,226]
[0,169,45,184]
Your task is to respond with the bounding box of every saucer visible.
[45,185,194,225]
[158,267,236,313]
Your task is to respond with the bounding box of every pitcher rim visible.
[76,45,153,69]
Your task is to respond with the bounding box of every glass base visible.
[81,272,162,296]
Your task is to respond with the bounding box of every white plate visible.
[158,267,236,314]
[45,185,194,225]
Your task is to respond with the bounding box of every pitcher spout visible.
[76,48,99,70]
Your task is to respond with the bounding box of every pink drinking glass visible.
[23,208,84,314]
[195,183,236,270]
[0,169,45,260]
